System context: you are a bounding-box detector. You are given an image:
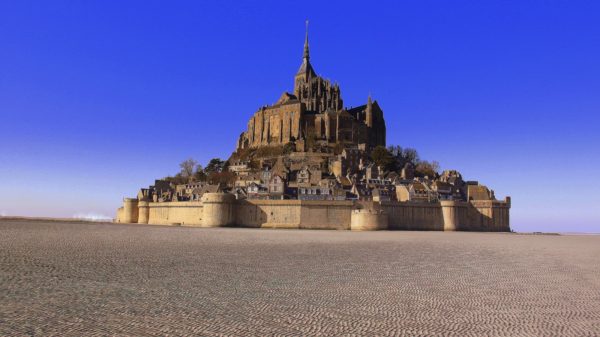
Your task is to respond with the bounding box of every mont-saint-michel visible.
[3,4,600,335]
[116,25,511,231]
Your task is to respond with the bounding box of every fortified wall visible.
[116,193,511,232]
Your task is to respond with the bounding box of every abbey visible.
[236,24,385,152]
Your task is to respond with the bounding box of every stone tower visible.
[293,21,343,113]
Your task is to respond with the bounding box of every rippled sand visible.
[1,220,599,336]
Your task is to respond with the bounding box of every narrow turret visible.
[366,94,373,127]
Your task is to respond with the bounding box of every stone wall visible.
[146,201,204,226]
[381,201,445,231]
[465,199,511,232]
[234,199,353,230]
[116,193,510,232]
[299,201,353,230]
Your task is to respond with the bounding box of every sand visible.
[1,219,599,336]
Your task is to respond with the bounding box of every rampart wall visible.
[117,200,204,226]
[116,193,510,232]
[233,199,354,229]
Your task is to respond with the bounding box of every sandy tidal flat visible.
[1,220,599,336]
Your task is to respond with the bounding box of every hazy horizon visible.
[1,1,599,232]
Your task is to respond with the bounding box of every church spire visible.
[296,20,316,79]
[303,20,310,61]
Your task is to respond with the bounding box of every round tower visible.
[441,200,464,231]
[201,193,236,227]
[137,200,149,224]
[122,198,139,224]
[350,208,388,231]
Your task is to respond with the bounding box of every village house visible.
[268,174,286,199]
[247,182,269,200]
[396,182,437,202]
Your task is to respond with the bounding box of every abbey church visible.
[236,23,386,152]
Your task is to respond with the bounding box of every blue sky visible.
[1,1,599,232]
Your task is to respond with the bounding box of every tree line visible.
[371,145,441,178]
[164,158,235,185]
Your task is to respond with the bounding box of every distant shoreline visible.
[0,215,114,224]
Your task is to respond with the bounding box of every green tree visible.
[193,164,207,182]
[402,148,420,166]
[387,145,403,158]
[385,145,420,170]
[204,158,225,174]
[371,145,394,171]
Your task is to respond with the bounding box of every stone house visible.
[268,174,286,198]
[234,172,261,188]
[298,186,329,200]
[247,182,269,200]
[190,184,222,201]
[330,148,363,177]
[365,163,379,180]
[296,166,322,187]
[297,167,311,186]
[372,187,392,202]
[228,161,251,176]
[431,181,453,200]
[396,182,435,202]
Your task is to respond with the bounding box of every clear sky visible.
[1,1,599,232]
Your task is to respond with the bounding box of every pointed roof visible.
[297,20,316,78]
[303,20,310,61]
